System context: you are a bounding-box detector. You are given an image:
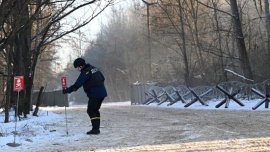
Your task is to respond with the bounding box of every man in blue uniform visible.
[63,58,107,135]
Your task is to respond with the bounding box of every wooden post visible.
[33,86,44,116]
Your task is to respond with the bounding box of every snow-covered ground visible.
[1,99,270,151]
[0,101,131,151]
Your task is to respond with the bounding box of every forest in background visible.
[60,0,270,103]
[2,0,270,117]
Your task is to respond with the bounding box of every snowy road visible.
[2,102,270,151]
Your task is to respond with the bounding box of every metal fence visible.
[130,83,156,105]
[32,90,68,107]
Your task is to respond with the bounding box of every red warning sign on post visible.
[13,76,24,91]
[61,76,67,88]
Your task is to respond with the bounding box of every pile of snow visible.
[0,108,62,145]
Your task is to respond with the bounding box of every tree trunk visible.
[4,47,12,123]
[264,0,270,63]
[230,0,254,80]
[178,0,190,87]
[213,1,227,82]
[33,86,44,116]
[12,0,32,117]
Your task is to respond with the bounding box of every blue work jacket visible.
[66,64,107,98]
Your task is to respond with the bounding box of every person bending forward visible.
[63,58,107,135]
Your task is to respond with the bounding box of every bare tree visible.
[229,0,253,80]
[212,1,227,82]
[1,0,115,122]
[142,0,157,80]
[191,0,254,81]
[177,0,190,86]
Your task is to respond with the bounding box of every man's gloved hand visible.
[62,88,68,94]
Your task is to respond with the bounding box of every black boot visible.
[86,129,100,135]
[87,119,100,135]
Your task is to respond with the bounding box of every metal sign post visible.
[7,76,24,147]
[61,76,69,135]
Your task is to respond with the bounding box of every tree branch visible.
[196,0,233,17]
